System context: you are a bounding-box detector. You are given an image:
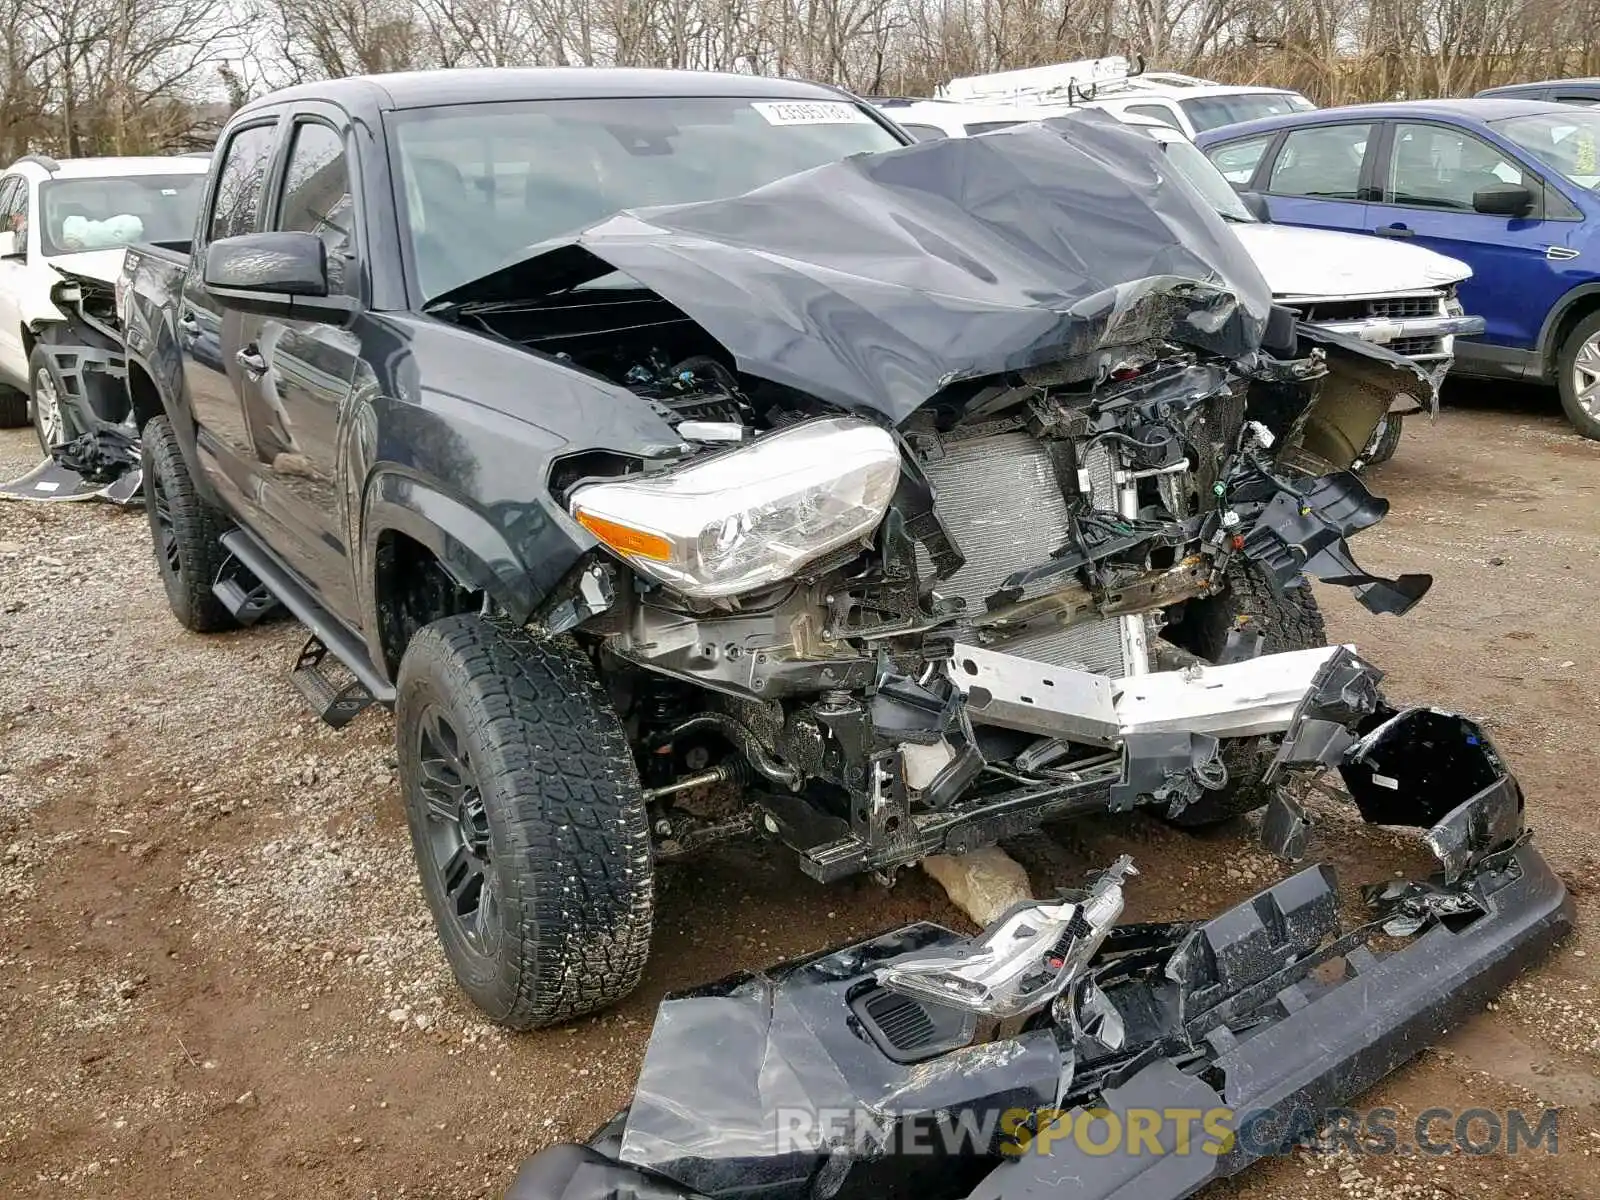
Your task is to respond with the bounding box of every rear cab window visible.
[274,121,356,293]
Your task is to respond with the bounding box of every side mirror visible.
[0,230,19,259]
[203,231,355,321]
[1473,183,1534,217]
[1239,191,1272,222]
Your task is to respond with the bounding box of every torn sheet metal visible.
[431,110,1274,424]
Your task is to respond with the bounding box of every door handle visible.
[1373,225,1414,238]
[235,346,267,380]
[177,310,200,337]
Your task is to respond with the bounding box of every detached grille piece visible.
[919,431,1134,677]
[850,985,977,1064]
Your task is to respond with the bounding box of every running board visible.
[218,529,396,709]
[291,635,376,728]
[212,555,282,626]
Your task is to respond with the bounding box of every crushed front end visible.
[438,115,1478,881]
[507,701,1572,1200]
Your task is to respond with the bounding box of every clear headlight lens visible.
[569,416,901,600]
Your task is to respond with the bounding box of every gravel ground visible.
[0,382,1597,1199]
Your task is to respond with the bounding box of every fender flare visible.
[360,469,541,632]
[1536,282,1600,374]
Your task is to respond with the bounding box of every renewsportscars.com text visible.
[773,1105,1561,1159]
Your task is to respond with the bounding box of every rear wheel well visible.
[1546,294,1600,375]
[127,363,164,432]
[373,530,481,679]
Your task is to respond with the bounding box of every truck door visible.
[180,117,282,514]
[238,113,363,621]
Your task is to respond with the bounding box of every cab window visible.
[274,121,355,292]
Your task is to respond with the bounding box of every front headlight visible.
[569,416,901,600]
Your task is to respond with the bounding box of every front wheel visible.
[29,346,77,455]
[1159,559,1327,827]
[396,616,654,1029]
[1556,310,1600,441]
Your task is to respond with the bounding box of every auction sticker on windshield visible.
[752,100,871,125]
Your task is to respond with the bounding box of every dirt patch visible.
[1,381,1596,1199]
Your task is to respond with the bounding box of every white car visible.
[938,56,1317,138]
[870,98,1479,464]
[0,153,209,450]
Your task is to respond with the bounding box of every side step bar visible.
[217,529,396,709]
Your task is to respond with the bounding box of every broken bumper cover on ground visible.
[506,707,1572,1200]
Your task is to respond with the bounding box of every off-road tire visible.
[141,416,235,633]
[0,385,26,429]
[1360,414,1403,467]
[396,616,654,1030]
[1555,309,1600,441]
[1160,559,1326,827]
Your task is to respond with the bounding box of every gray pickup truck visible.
[118,70,1563,1141]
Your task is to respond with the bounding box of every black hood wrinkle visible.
[435,109,1275,424]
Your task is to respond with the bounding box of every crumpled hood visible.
[433,111,1275,424]
[1232,223,1472,300]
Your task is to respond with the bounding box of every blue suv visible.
[1196,99,1600,438]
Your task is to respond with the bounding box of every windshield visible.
[1180,93,1314,133]
[1146,130,1255,221]
[1493,111,1600,189]
[39,174,204,255]
[390,96,903,300]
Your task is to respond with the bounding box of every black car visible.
[1477,77,1600,105]
[118,70,1557,1059]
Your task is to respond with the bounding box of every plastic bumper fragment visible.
[965,843,1570,1200]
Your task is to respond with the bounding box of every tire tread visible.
[397,616,653,1030]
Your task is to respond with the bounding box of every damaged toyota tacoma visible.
[118,69,1568,1078]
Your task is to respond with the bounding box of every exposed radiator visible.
[919,431,1135,677]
